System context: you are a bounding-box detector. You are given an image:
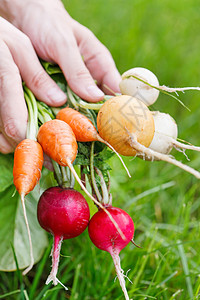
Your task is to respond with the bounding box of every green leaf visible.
[51,74,67,93]
[41,61,67,93]
[0,153,14,192]
[93,147,114,172]
[41,61,62,75]
[0,185,48,271]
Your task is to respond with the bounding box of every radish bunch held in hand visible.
[11,62,200,300]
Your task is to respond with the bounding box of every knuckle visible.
[54,29,76,49]
[17,32,32,50]
[0,43,21,82]
[68,68,91,83]
[30,70,49,89]
[4,118,22,140]
[93,45,113,65]
[0,67,21,92]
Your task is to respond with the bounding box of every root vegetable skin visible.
[97,95,155,156]
[13,139,44,196]
[88,206,134,300]
[37,187,90,239]
[56,107,98,142]
[149,111,178,155]
[88,206,134,255]
[149,111,200,156]
[119,67,160,106]
[37,187,90,288]
[37,119,77,166]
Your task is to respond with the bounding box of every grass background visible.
[1,0,200,299]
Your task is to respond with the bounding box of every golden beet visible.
[97,95,155,156]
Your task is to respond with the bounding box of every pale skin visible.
[0,0,121,155]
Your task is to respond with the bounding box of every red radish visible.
[88,206,134,300]
[37,186,90,288]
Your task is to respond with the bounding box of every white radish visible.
[149,111,200,155]
[149,111,178,154]
[120,67,200,107]
[119,67,160,106]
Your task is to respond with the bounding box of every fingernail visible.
[87,85,104,99]
[47,87,67,105]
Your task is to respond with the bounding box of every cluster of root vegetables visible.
[13,67,200,300]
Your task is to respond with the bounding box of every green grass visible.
[1,0,200,299]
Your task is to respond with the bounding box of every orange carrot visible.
[13,139,44,195]
[13,138,44,274]
[56,107,130,177]
[37,119,77,166]
[56,107,99,142]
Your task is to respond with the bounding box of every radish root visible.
[127,131,200,179]
[169,137,200,152]
[21,194,34,275]
[131,239,142,248]
[46,235,68,290]
[159,85,200,93]
[111,252,130,300]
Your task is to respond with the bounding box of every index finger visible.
[73,23,121,94]
[50,29,105,102]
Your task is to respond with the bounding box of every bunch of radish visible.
[12,63,200,300]
[12,88,135,298]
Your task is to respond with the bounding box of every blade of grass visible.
[169,289,183,300]
[29,243,52,300]
[0,289,21,298]
[194,275,200,297]
[129,293,157,299]
[157,270,178,287]
[70,264,81,299]
[146,251,169,294]
[123,181,175,209]
[177,240,194,298]
[34,285,51,300]
[11,244,26,300]
[131,227,158,291]
[40,287,62,300]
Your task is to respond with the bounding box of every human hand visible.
[1,0,121,102]
[0,17,67,153]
